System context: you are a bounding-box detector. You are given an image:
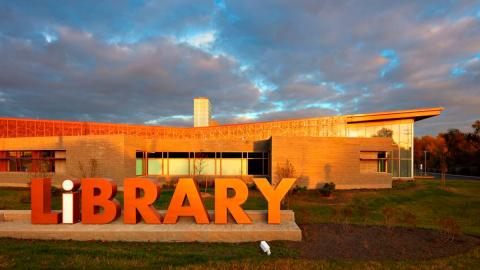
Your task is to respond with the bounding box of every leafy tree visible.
[414,120,480,177]
[373,128,393,138]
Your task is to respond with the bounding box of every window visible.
[168,152,189,158]
[221,152,242,158]
[0,150,62,173]
[377,152,387,173]
[222,159,242,175]
[194,152,215,158]
[248,159,263,175]
[134,151,271,176]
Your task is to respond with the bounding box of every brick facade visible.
[0,134,393,189]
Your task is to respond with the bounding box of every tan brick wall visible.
[0,135,126,185]
[271,136,394,189]
[1,134,393,189]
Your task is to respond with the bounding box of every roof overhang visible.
[345,107,444,124]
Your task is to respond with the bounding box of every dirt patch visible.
[288,224,480,261]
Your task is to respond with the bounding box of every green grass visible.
[0,179,479,269]
[290,179,480,235]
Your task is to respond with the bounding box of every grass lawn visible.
[0,179,479,269]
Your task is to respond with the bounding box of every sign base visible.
[0,210,301,242]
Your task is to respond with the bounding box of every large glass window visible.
[221,159,242,175]
[347,121,413,178]
[169,159,189,175]
[194,159,215,175]
[0,150,62,173]
[147,159,162,175]
[135,151,270,177]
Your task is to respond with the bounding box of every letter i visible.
[62,179,81,224]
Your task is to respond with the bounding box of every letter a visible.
[163,178,209,224]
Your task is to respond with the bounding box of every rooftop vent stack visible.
[193,97,212,127]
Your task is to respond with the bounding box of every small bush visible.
[438,217,461,241]
[355,200,370,224]
[247,182,257,190]
[332,205,342,223]
[162,179,176,189]
[401,210,417,228]
[392,180,416,189]
[341,206,354,232]
[51,186,62,197]
[20,194,31,204]
[319,182,335,197]
[292,185,307,194]
[382,206,396,228]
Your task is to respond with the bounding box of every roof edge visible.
[345,107,444,123]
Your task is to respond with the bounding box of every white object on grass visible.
[260,241,271,255]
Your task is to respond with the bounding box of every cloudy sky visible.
[0,1,479,135]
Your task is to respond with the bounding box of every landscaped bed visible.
[0,179,479,268]
[291,224,480,260]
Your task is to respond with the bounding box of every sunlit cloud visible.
[0,0,479,136]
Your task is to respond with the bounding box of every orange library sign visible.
[31,178,296,225]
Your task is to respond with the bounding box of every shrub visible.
[382,206,396,228]
[331,205,354,231]
[341,206,354,232]
[162,179,176,189]
[332,205,342,223]
[319,182,335,197]
[51,186,62,197]
[355,200,370,224]
[247,182,257,190]
[438,217,461,241]
[401,210,417,228]
[20,194,31,204]
[292,185,307,194]
[392,179,416,189]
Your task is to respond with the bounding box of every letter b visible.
[81,178,121,224]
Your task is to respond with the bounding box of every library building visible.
[0,98,442,189]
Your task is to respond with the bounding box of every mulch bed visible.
[288,224,480,261]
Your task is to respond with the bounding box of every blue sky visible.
[0,0,479,135]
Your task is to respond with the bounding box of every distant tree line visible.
[414,120,480,176]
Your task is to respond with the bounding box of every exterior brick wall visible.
[0,135,126,185]
[0,135,394,189]
[270,136,394,189]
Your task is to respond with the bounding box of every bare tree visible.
[275,160,297,209]
[194,151,209,193]
[275,160,296,184]
[77,158,99,178]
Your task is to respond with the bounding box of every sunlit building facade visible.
[0,106,442,189]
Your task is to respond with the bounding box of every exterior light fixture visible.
[260,240,271,255]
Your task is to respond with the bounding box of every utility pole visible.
[424,151,427,176]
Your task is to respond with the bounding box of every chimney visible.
[193,97,211,127]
